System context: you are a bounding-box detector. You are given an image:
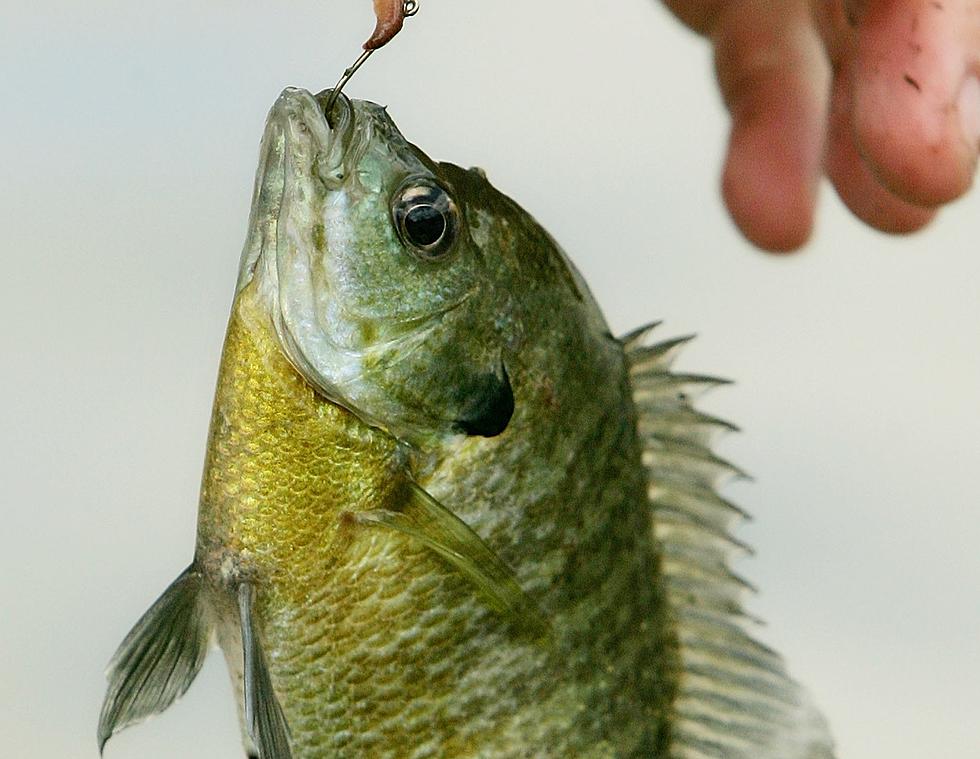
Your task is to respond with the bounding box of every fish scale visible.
[201,281,653,755]
[99,88,834,759]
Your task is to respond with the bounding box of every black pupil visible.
[404,204,446,247]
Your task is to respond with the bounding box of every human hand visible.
[662,0,979,251]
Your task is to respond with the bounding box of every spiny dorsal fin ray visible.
[356,481,549,639]
[642,435,752,485]
[238,583,292,759]
[632,372,733,405]
[649,482,750,532]
[661,552,756,595]
[628,334,697,372]
[98,567,211,754]
[654,511,755,557]
[637,406,741,450]
[619,321,662,350]
[622,325,835,759]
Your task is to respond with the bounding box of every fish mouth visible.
[237,87,354,291]
[237,87,403,433]
[234,88,359,419]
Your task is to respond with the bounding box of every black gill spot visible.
[453,366,515,437]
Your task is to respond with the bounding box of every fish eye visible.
[392,179,459,260]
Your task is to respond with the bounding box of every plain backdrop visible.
[2,1,978,757]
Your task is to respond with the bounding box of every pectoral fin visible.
[357,482,549,639]
[98,567,211,753]
[238,583,292,759]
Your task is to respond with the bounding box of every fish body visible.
[99,88,834,759]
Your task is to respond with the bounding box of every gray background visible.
[2,0,978,756]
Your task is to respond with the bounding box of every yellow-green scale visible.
[195,279,404,598]
[194,283,512,756]
[190,280,673,757]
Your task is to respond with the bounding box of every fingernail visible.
[957,75,980,147]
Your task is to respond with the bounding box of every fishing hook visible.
[324,49,374,127]
[324,1,420,126]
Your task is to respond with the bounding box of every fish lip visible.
[237,87,332,291]
[236,112,287,291]
[272,87,353,192]
[248,89,385,430]
[236,88,390,434]
[313,88,354,131]
[275,86,330,129]
[271,87,332,161]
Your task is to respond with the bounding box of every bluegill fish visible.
[98,87,834,758]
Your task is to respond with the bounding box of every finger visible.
[826,70,937,232]
[850,0,979,206]
[713,0,831,252]
[843,0,869,26]
[660,0,726,34]
[810,0,859,64]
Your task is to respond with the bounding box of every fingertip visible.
[829,165,938,235]
[660,0,724,35]
[851,1,977,206]
[711,0,828,252]
[827,78,938,234]
[958,75,980,148]
[722,132,817,252]
[853,82,976,207]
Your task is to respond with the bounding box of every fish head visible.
[238,87,522,445]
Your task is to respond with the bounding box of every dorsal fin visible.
[624,325,835,759]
